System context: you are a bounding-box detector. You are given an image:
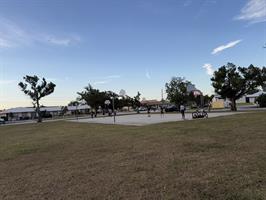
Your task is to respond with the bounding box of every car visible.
[165,105,179,112]
[0,118,5,125]
[136,107,147,112]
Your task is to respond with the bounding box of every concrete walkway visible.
[71,112,242,126]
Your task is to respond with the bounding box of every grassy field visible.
[0,112,266,200]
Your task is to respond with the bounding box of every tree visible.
[61,106,68,117]
[256,94,266,107]
[204,94,214,105]
[165,77,191,106]
[187,91,201,107]
[68,100,80,106]
[18,75,56,122]
[133,92,141,109]
[261,67,266,91]
[211,63,265,111]
[78,84,108,113]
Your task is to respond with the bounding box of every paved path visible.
[70,112,242,126]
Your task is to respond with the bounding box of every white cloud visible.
[0,17,81,49]
[47,37,72,46]
[235,0,266,24]
[93,80,109,85]
[202,63,214,76]
[145,70,151,79]
[0,80,16,84]
[44,35,81,46]
[0,38,13,48]
[93,74,121,80]
[91,74,121,85]
[46,78,58,82]
[212,40,242,54]
[105,75,121,79]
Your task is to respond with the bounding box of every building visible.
[246,91,266,103]
[0,106,62,121]
[187,83,203,96]
[212,90,266,108]
[140,99,161,106]
[66,105,90,115]
[0,105,91,121]
[211,95,233,108]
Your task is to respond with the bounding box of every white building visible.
[246,91,266,103]
[212,91,266,107]
[0,106,62,121]
[66,105,90,115]
[0,105,91,121]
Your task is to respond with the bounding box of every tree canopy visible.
[165,77,191,106]
[77,85,140,112]
[211,63,265,111]
[18,75,56,122]
[77,84,109,110]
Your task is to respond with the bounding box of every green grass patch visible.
[0,112,266,199]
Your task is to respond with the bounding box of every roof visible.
[0,105,89,114]
[67,105,90,111]
[40,106,62,112]
[0,107,63,114]
[246,91,266,98]
[1,107,35,114]
[140,99,161,105]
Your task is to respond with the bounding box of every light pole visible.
[104,99,111,114]
[106,90,125,124]
[112,95,116,123]
[75,103,79,120]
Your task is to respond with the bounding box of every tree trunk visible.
[36,100,42,123]
[230,99,237,111]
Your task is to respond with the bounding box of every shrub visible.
[256,94,266,107]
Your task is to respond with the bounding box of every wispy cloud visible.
[0,17,30,48]
[0,17,81,49]
[93,80,109,85]
[0,79,16,84]
[212,40,242,55]
[235,0,266,24]
[202,63,214,75]
[89,75,121,80]
[92,74,121,85]
[105,75,121,79]
[145,70,151,79]
[43,34,81,46]
[46,78,58,82]
[0,38,13,48]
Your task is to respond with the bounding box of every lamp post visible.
[112,96,116,123]
[105,90,125,124]
[75,102,79,120]
[105,99,113,121]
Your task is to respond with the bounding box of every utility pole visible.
[112,94,115,124]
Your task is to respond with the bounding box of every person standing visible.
[208,102,212,112]
[160,106,164,118]
[147,106,151,117]
[91,108,95,118]
[180,103,185,120]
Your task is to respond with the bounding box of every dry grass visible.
[0,112,266,200]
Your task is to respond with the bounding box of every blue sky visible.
[0,0,265,109]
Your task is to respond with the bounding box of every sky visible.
[0,0,265,109]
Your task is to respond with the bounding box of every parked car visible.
[0,118,5,125]
[19,116,30,120]
[136,107,147,112]
[165,105,179,112]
